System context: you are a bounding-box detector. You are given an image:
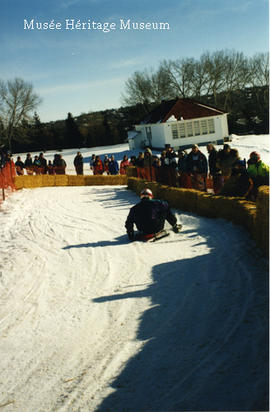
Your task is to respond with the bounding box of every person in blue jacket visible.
[108,155,119,175]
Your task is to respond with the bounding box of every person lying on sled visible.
[125,188,180,241]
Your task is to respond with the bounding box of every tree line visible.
[0,49,268,153]
[122,49,269,135]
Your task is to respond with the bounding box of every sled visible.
[133,224,182,242]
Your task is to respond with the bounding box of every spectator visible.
[24,153,33,175]
[143,147,156,181]
[103,155,110,175]
[216,144,240,185]
[89,154,96,174]
[108,155,119,175]
[177,150,191,188]
[47,160,55,175]
[53,154,66,174]
[247,151,269,200]
[158,151,167,184]
[164,146,177,186]
[93,155,104,175]
[73,151,84,175]
[219,159,253,198]
[120,155,130,175]
[207,144,222,194]
[15,156,24,176]
[135,152,144,179]
[33,155,42,174]
[130,156,137,166]
[187,144,208,191]
[39,152,48,174]
[152,155,161,182]
[59,154,67,174]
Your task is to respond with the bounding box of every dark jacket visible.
[125,198,177,235]
[24,157,33,167]
[219,169,252,197]
[108,160,119,175]
[187,151,208,174]
[73,154,83,167]
[216,148,239,176]
[177,154,188,173]
[208,149,221,175]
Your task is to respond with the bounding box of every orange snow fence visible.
[0,160,16,190]
[0,160,16,203]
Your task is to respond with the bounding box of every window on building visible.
[171,124,178,139]
[193,121,200,136]
[201,119,208,134]
[208,118,215,133]
[186,122,193,137]
[179,123,186,138]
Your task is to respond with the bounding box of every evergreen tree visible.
[64,112,83,148]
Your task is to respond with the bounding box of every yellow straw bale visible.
[54,175,69,186]
[126,167,137,177]
[14,176,24,190]
[41,175,56,187]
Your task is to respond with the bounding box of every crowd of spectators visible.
[15,152,67,175]
[122,144,268,201]
[11,144,269,201]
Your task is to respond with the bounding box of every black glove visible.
[172,224,179,233]
[127,230,134,240]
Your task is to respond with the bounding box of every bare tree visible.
[248,52,269,116]
[202,51,227,106]
[121,71,152,106]
[121,63,175,107]
[222,50,250,111]
[0,78,41,150]
[165,58,195,98]
[249,52,269,87]
[148,63,175,102]
[190,54,212,98]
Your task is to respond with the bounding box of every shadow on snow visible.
[92,234,268,411]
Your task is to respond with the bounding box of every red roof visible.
[140,98,226,124]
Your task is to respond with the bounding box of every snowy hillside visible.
[0,134,269,411]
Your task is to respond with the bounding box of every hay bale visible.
[14,176,24,190]
[22,175,43,188]
[41,175,56,187]
[197,193,219,218]
[54,175,68,186]
[126,167,137,177]
[68,175,85,186]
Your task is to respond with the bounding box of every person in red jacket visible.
[93,155,104,175]
[103,155,110,175]
[120,155,130,175]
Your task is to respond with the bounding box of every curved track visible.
[0,186,268,411]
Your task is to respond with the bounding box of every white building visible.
[128,98,229,150]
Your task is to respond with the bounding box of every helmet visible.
[140,188,153,199]
[250,151,260,161]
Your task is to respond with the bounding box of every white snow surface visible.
[0,135,269,411]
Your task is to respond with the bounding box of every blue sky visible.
[0,0,268,122]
